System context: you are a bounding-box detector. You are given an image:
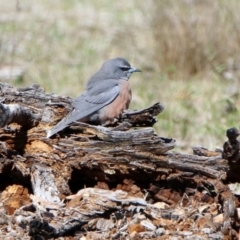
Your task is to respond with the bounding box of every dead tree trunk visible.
[0,82,239,239]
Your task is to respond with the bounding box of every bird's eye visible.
[120,67,130,71]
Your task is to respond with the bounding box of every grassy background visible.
[1,0,240,152]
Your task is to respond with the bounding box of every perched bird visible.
[47,58,141,138]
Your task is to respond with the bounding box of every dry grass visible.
[151,0,240,76]
[0,0,240,152]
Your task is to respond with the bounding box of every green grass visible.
[0,0,240,152]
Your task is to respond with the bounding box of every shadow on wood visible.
[0,82,239,239]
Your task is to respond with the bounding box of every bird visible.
[46,58,141,138]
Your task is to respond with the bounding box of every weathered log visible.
[31,164,61,203]
[0,103,40,129]
[0,82,239,239]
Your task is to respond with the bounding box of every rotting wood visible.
[0,82,239,239]
[0,103,40,129]
[31,164,61,203]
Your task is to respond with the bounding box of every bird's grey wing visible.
[72,84,120,116]
[47,85,120,138]
[72,80,119,108]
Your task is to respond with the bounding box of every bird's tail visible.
[46,123,67,138]
[46,109,80,138]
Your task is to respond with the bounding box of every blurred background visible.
[1,0,240,152]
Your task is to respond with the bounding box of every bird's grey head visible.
[100,58,141,80]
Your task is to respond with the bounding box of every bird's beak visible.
[128,67,141,73]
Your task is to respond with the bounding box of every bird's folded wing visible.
[47,85,120,138]
[73,80,119,107]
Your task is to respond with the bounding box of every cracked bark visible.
[0,82,238,239]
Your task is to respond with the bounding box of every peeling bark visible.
[0,103,40,129]
[0,83,239,239]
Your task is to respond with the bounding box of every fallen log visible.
[0,82,239,239]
